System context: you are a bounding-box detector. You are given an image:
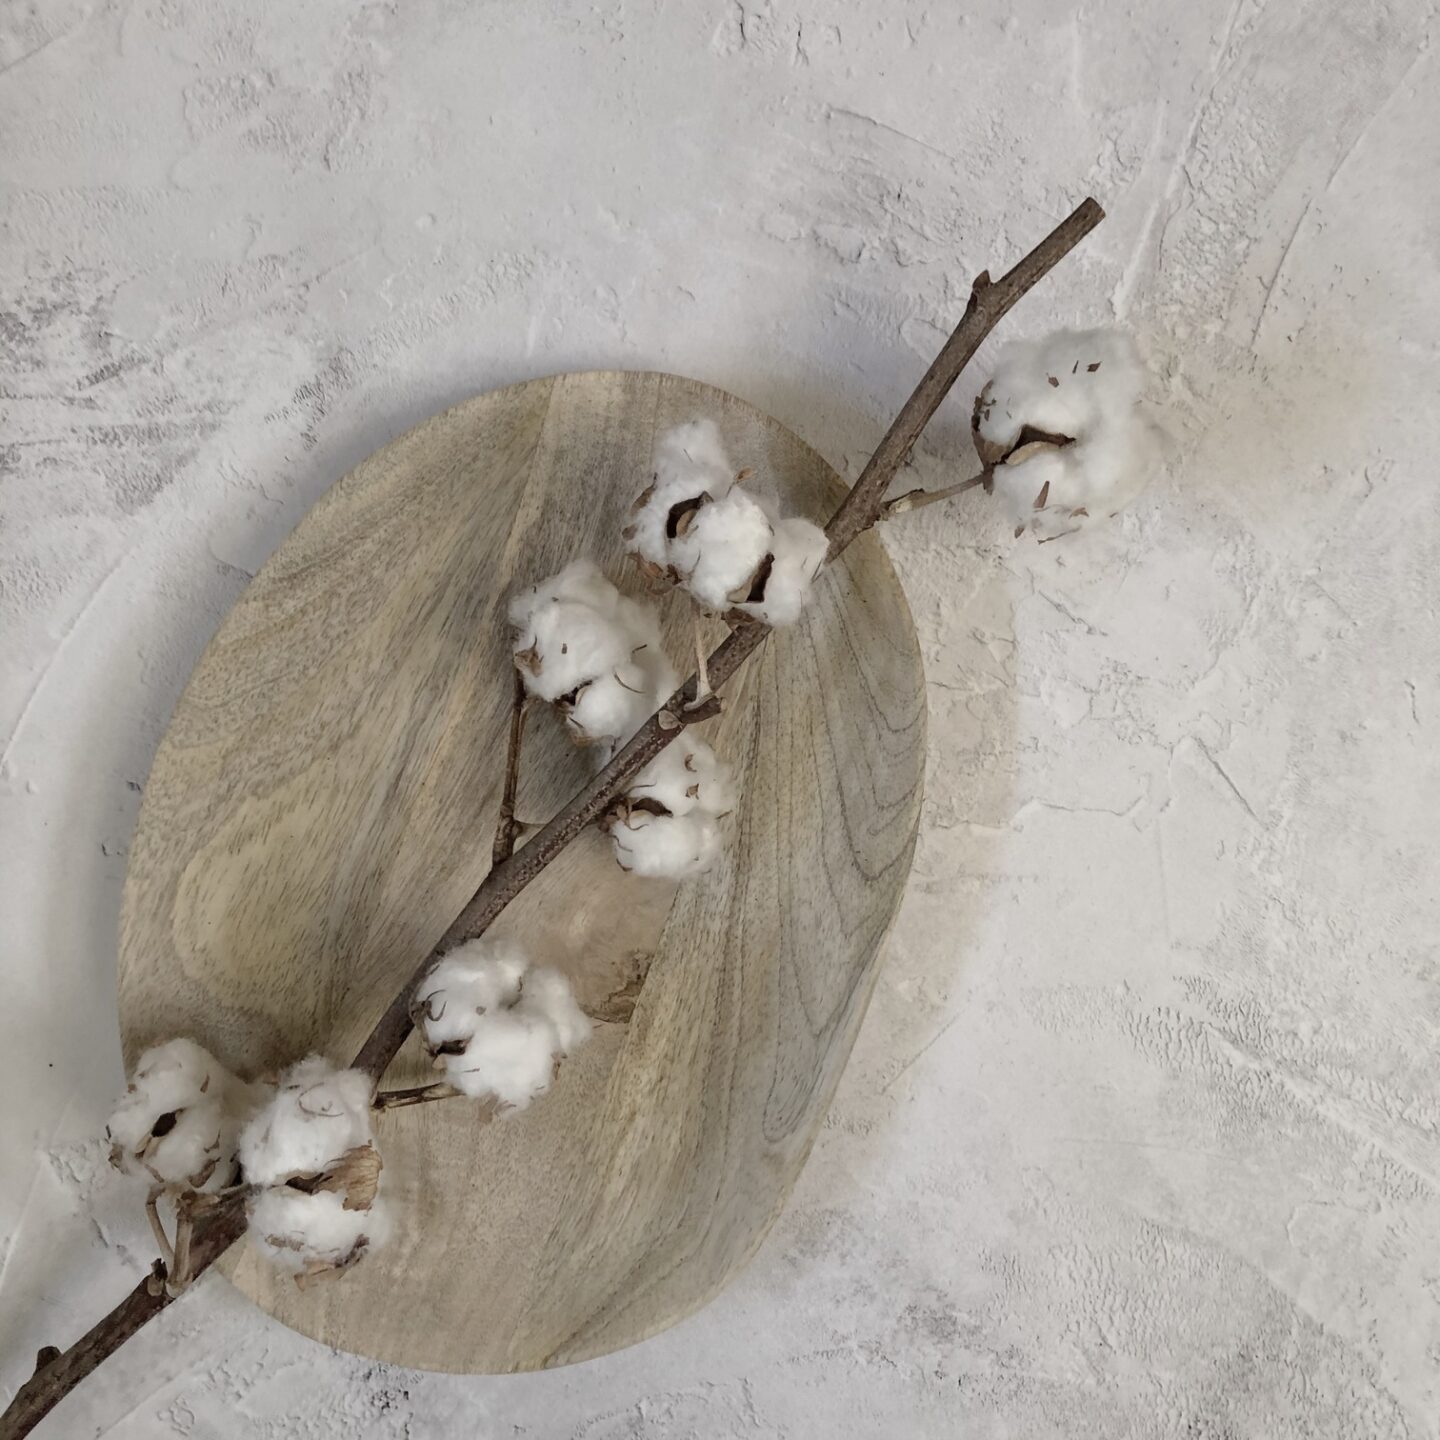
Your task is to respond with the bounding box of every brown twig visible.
[1,1212,245,1440]
[880,468,991,519]
[692,616,712,702]
[371,1081,465,1110]
[491,669,528,867]
[824,197,1104,559]
[2,197,1102,1440]
[168,1196,199,1293]
[142,1189,172,1273]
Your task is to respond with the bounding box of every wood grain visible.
[117,371,926,1372]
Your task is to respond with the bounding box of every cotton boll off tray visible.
[117,371,926,1372]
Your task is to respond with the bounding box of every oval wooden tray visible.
[118,371,925,1372]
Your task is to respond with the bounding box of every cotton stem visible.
[880,469,991,520]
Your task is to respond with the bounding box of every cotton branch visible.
[356,202,1107,1081]
[1,196,1102,1440]
[492,669,528,867]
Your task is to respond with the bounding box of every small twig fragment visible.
[880,469,991,520]
[169,1200,194,1292]
[144,1187,173,1272]
[492,668,529,867]
[693,616,712,702]
[371,1082,466,1110]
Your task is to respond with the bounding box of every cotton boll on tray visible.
[625,736,735,819]
[238,1055,374,1188]
[626,418,743,579]
[238,1055,389,1283]
[412,938,529,1052]
[509,560,677,749]
[731,517,828,627]
[412,938,593,1110]
[669,489,775,610]
[629,421,830,624]
[509,561,647,705]
[106,1037,264,1193]
[606,806,722,879]
[249,1187,389,1278]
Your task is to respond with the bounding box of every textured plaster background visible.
[3,0,1439,1435]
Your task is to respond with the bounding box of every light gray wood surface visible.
[118,371,926,1372]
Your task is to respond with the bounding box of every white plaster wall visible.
[3,0,1438,1434]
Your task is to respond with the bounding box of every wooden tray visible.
[118,371,926,1372]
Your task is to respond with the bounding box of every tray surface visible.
[119,370,925,1371]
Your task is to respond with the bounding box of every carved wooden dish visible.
[117,371,926,1372]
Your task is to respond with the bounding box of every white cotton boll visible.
[563,611,677,747]
[975,328,1146,455]
[414,938,528,1052]
[418,944,590,1106]
[443,1008,562,1108]
[626,744,704,818]
[522,600,633,703]
[973,327,1161,538]
[990,447,1075,532]
[517,966,593,1055]
[248,1186,389,1276]
[238,1055,374,1188]
[508,558,620,621]
[671,488,774,610]
[428,938,529,1008]
[733,516,828,628]
[107,1038,253,1192]
[107,1040,220,1168]
[654,418,736,496]
[628,419,790,611]
[1071,414,1164,517]
[565,669,654,747]
[110,1094,228,1191]
[628,420,740,571]
[240,1057,385,1280]
[608,807,722,879]
[564,637,678,748]
[627,738,734,818]
[508,561,638,705]
[509,562,676,743]
[630,641,680,713]
[613,592,663,653]
[991,423,1164,542]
